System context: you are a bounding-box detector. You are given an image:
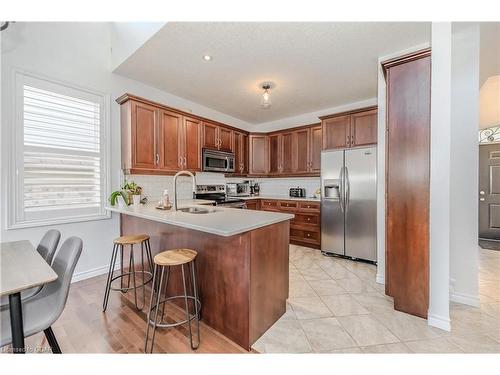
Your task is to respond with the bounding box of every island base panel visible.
[120,214,289,350]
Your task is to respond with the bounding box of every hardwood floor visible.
[21,273,247,353]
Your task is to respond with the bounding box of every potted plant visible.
[123,180,143,206]
[109,190,128,208]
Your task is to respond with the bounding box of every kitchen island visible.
[107,203,293,350]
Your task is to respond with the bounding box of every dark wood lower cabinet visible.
[259,199,321,249]
[383,49,431,319]
[245,199,261,210]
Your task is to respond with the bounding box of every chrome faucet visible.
[172,170,196,211]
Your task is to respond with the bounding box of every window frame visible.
[7,69,111,229]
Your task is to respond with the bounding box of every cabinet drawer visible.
[279,201,298,210]
[298,201,320,212]
[292,213,320,226]
[261,200,279,210]
[290,228,320,243]
[245,199,261,210]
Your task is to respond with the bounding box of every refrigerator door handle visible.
[339,166,345,213]
[345,166,350,213]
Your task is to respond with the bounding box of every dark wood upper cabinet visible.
[281,132,295,174]
[233,131,249,175]
[119,93,324,178]
[131,101,158,170]
[118,95,206,175]
[203,122,233,152]
[351,109,378,147]
[158,109,182,172]
[320,107,377,151]
[248,124,321,177]
[295,128,310,174]
[202,122,218,150]
[241,133,249,174]
[183,116,202,171]
[268,134,281,175]
[248,134,269,175]
[309,125,322,173]
[233,131,242,175]
[383,49,431,319]
[219,127,233,152]
[322,115,350,150]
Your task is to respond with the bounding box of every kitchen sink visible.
[178,207,216,214]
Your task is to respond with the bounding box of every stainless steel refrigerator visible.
[321,147,377,262]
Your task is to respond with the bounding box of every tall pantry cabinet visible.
[383,49,431,319]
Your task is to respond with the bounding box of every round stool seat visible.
[154,249,197,266]
[113,234,150,245]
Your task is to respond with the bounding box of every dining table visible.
[0,240,58,353]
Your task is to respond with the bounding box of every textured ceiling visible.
[114,22,431,124]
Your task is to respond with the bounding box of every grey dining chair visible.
[0,229,61,307]
[36,229,61,264]
[0,236,83,353]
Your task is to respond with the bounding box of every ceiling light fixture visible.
[202,54,212,62]
[260,83,272,109]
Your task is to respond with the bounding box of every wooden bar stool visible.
[144,249,201,353]
[102,234,154,312]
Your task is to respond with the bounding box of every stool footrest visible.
[110,271,153,291]
[147,295,201,328]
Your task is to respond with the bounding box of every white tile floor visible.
[252,245,500,353]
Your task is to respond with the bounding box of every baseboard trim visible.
[428,313,451,332]
[375,273,385,285]
[72,262,121,283]
[450,291,480,308]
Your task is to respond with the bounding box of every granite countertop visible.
[106,201,294,237]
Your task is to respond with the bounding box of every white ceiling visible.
[114,22,431,124]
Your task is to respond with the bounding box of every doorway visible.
[478,142,500,248]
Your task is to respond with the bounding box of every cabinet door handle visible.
[183,157,187,167]
[155,153,159,165]
[179,156,182,167]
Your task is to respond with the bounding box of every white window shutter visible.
[10,72,110,227]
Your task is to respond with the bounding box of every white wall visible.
[479,75,500,129]
[252,98,377,133]
[0,22,252,281]
[428,22,452,331]
[110,22,165,71]
[449,23,480,308]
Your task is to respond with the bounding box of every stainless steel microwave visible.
[202,149,235,173]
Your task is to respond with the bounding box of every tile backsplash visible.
[226,176,320,198]
[124,175,196,202]
[125,172,321,202]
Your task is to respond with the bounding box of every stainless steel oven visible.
[202,149,235,173]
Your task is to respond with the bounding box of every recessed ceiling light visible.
[202,55,212,62]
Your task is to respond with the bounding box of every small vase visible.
[117,196,126,208]
[132,194,141,205]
